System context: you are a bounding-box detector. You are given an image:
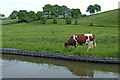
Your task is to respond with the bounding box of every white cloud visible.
[0,0,119,17]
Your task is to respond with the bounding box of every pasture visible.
[2,9,118,58]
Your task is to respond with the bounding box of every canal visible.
[1,54,119,78]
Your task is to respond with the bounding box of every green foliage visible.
[43,4,76,19]
[89,23,93,26]
[53,16,57,24]
[41,16,47,24]
[75,19,78,25]
[9,10,18,19]
[81,14,88,17]
[71,9,81,18]
[65,16,71,24]
[18,10,37,23]
[86,4,101,15]
[43,4,53,19]
[94,4,101,12]
[27,11,38,21]
[86,5,96,14]
[36,11,44,20]
[18,10,28,22]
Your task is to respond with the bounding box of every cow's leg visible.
[91,41,94,49]
[87,46,91,51]
[75,45,77,49]
[87,41,93,51]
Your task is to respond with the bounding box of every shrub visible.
[75,19,78,25]
[41,16,47,24]
[53,16,57,24]
[90,23,93,26]
[65,16,71,24]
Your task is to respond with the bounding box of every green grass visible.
[2,9,118,58]
[1,19,18,25]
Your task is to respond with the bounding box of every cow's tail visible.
[94,38,96,47]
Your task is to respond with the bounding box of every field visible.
[2,9,118,58]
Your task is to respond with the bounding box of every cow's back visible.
[77,34,86,45]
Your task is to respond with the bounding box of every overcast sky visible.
[0,0,119,17]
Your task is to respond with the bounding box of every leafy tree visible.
[94,4,101,13]
[71,9,81,18]
[50,6,57,18]
[86,5,95,15]
[36,11,44,20]
[41,16,47,24]
[65,16,71,24]
[9,10,18,19]
[53,4,61,17]
[61,5,71,19]
[18,10,28,22]
[86,4,101,15]
[43,4,53,19]
[26,11,37,23]
[28,11,38,21]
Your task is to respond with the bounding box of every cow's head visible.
[64,43,69,48]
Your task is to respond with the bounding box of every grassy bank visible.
[2,9,118,58]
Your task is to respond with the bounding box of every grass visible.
[1,19,18,25]
[2,9,118,58]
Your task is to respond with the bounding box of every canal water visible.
[2,54,119,78]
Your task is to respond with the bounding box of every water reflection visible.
[2,54,119,78]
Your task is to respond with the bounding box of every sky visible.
[0,0,119,17]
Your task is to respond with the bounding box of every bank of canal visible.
[0,48,119,64]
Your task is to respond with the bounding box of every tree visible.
[61,5,71,19]
[36,11,44,20]
[41,16,47,24]
[43,4,53,19]
[94,4,101,13]
[18,10,28,22]
[71,9,81,18]
[26,11,38,23]
[65,16,71,24]
[53,4,61,17]
[86,5,95,15]
[9,10,18,19]
[75,19,78,25]
[86,4,101,15]
[28,11,38,21]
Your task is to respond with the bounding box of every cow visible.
[64,34,96,51]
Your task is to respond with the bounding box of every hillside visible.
[2,9,118,58]
[79,9,118,27]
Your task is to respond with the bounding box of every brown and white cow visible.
[64,34,96,51]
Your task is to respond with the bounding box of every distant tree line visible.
[0,14,5,18]
[8,4,101,24]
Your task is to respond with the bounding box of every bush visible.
[41,16,47,24]
[53,16,57,24]
[90,23,93,26]
[65,16,71,24]
[75,19,78,25]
